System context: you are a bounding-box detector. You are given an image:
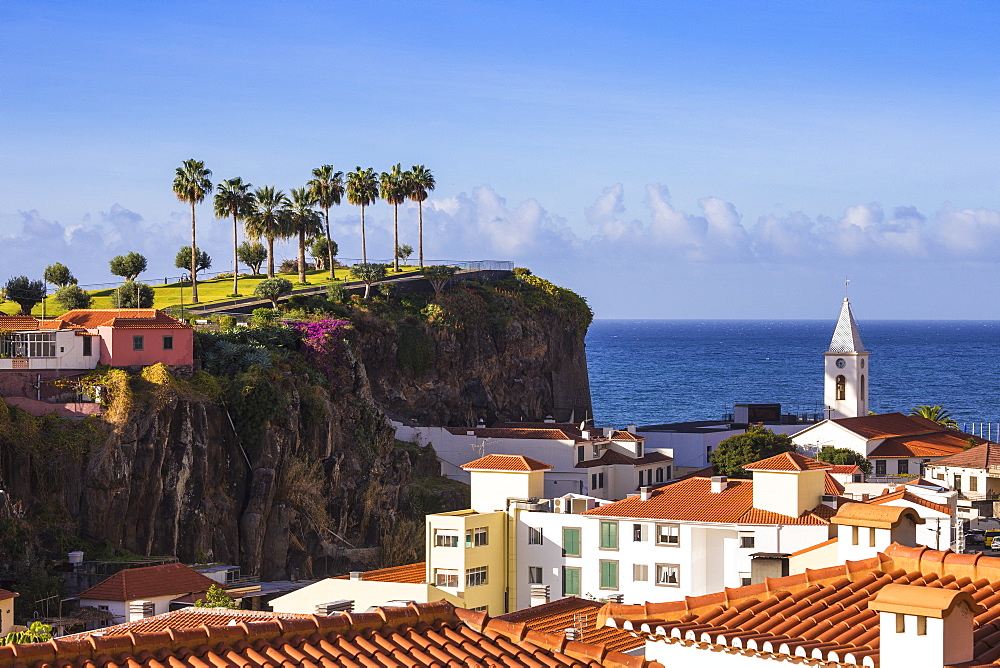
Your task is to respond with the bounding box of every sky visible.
[1,1,998,319]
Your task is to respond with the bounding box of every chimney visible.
[477,418,485,427]
[68,551,84,570]
[467,430,475,436]
[128,600,154,622]
[581,430,590,440]
[627,424,637,434]
[710,476,729,493]
[530,584,550,607]
[640,486,652,501]
[349,571,364,581]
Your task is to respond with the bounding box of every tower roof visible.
[827,298,866,353]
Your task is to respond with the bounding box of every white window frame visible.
[466,566,488,588]
[527,526,543,545]
[655,563,680,587]
[434,529,458,548]
[738,532,755,549]
[656,523,680,546]
[434,569,458,587]
[633,523,648,542]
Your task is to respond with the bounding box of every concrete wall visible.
[99,326,194,367]
[425,509,507,614]
[792,421,869,457]
[751,470,826,517]
[269,580,461,615]
[0,598,13,636]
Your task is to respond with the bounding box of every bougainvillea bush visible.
[289,319,352,393]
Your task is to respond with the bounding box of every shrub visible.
[327,283,345,304]
[254,277,294,308]
[111,281,155,308]
[396,321,435,375]
[512,267,532,276]
[250,307,279,327]
[217,315,237,330]
[54,284,92,310]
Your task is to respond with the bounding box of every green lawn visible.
[2,265,423,318]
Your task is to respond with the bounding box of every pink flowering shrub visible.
[289,319,352,392]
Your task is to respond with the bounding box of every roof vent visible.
[564,627,579,641]
[349,571,363,581]
[711,476,729,493]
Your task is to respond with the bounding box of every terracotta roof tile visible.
[77,562,220,601]
[0,589,17,601]
[332,562,426,583]
[57,309,192,330]
[868,430,981,458]
[575,450,672,468]
[830,502,924,529]
[498,597,644,654]
[62,608,314,638]
[462,454,553,472]
[0,315,43,331]
[828,464,862,475]
[608,430,645,441]
[924,441,1000,469]
[742,451,833,472]
[824,472,846,495]
[832,411,944,438]
[867,488,952,516]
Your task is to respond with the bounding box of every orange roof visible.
[77,562,219,602]
[832,411,944,438]
[930,442,1000,469]
[581,477,828,525]
[608,430,645,441]
[498,597,644,654]
[62,608,314,638]
[742,451,833,472]
[461,454,553,472]
[57,309,191,330]
[868,430,978,458]
[598,544,1000,667]
[828,464,862,475]
[868,488,953,516]
[333,562,426,583]
[4,601,659,668]
[824,472,845,495]
[0,315,44,331]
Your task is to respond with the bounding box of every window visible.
[133,335,144,351]
[739,533,755,549]
[861,375,866,400]
[638,469,645,487]
[562,528,581,557]
[897,459,909,475]
[82,336,92,357]
[633,564,648,581]
[562,567,581,596]
[466,527,488,547]
[162,335,174,350]
[466,566,488,587]
[665,466,672,480]
[578,445,585,462]
[740,573,752,586]
[971,476,980,492]
[592,443,601,458]
[599,560,619,589]
[591,472,604,489]
[954,474,962,491]
[656,564,680,586]
[935,471,945,481]
[434,530,458,548]
[470,606,489,613]
[528,566,543,584]
[528,527,543,545]
[600,521,618,549]
[0,333,57,358]
[836,375,846,401]
[875,460,886,477]
[921,460,930,475]
[852,526,859,546]
[633,523,648,542]
[637,444,644,457]
[434,569,458,587]
[655,467,664,482]
[656,524,680,546]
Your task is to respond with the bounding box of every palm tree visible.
[245,186,291,278]
[172,159,213,302]
[287,187,324,283]
[407,165,435,270]
[380,164,407,272]
[345,167,379,264]
[307,165,345,281]
[910,405,959,429]
[214,177,254,296]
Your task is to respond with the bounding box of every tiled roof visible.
[0,315,45,331]
[462,454,553,472]
[829,502,924,529]
[62,608,315,638]
[827,297,866,353]
[0,589,17,601]
[789,536,837,557]
[824,473,846,495]
[580,477,828,526]
[58,309,191,330]
[743,451,833,472]
[77,562,220,602]
[676,465,716,481]
[831,412,944,438]
[6,601,659,668]
[868,430,979,458]
[828,464,862,475]
[574,450,672,469]
[608,430,645,441]
[498,597,644,654]
[332,562,426,583]
[927,441,1000,470]
[867,488,952,516]
[599,543,1000,667]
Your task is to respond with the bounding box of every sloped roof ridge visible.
[77,562,219,601]
[867,489,952,516]
[743,451,833,472]
[930,441,1000,469]
[461,453,553,471]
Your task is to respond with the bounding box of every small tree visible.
[350,263,387,299]
[111,281,155,308]
[175,246,212,273]
[237,241,267,275]
[326,282,345,304]
[378,281,395,302]
[396,243,413,265]
[193,584,238,609]
[816,446,872,474]
[109,252,148,281]
[254,277,293,308]
[54,284,92,310]
[43,262,76,287]
[311,237,338,270]
[5,276,46,314]
[709,424,796,479]
[423,265,457,296]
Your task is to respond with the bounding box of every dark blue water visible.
[586,320,1000,428]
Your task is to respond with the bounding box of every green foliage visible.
[194,584,238,609]
[326,283,345,304]
[512,267,532,276]
[350,263,387,298]
[111,281,155,308]
[195,324,299,376]
[237,241,267,275]
[276,456,331,534]
[377,281,395,301]
[225,367,288,453]
[422,265,457,295]
[421,286,489,330]
[396,321,435,375]
[54,284,92,310]
[250,307,279,327]
[817,446,872,474]
[4,276,46,314]
[2,621,53,644]
[311,237,338,266]
[709,425,796,478]
[396,244,413,263]
[910,405,958,429]
[516,273,593,333]
[108,252,147,281]
[217,315,237,330]
[43,262,76,287]
[254,277,293,308]
[175,246,212,273]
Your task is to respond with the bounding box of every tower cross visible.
[845,277,851,299]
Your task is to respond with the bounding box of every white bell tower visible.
[824,296,870,419]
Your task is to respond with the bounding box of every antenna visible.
[844,277,851,300]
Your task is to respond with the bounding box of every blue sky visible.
[1,1,998,319]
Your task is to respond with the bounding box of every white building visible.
[924,441,1000,499]
[824,296,870,419]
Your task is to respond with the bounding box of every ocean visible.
[586,320,1000,431]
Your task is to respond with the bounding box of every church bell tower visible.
[824,297,870,419]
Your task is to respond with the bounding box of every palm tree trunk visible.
[267,237,275,278]
[418,200,424,270]
[325,209,335,281]
[232,213,239,296]
[298,229,307,283]
[393,204,399,272]
[361,205,367,264]
[190,201,199,303]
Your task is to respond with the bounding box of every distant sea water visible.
[586,320,1000,431]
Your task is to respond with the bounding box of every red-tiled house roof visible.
[61,608,315,639]
[4,601,661,668]
[824,473,846,495]
[58,309,191,329]
[925,441,1000,469]
[498,597,644,654]
[598,543,1000,667]
[867,430,985,458]
[575,450,672,468]
[743,451,833,472]
[462,454,554,472]
[832,412,944,438]
[829,464,863,475]
[867,488,953,516]
[332,562,427,583]
[77,562,220,601]
[580,477,829,525]
[0,589,17,601]
[0,315,46,331]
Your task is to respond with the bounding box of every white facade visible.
[823,297,870,419]
[638,424,807,470]
[270,579,461,615]
[78,594,177,626]
[0,330,98,370]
